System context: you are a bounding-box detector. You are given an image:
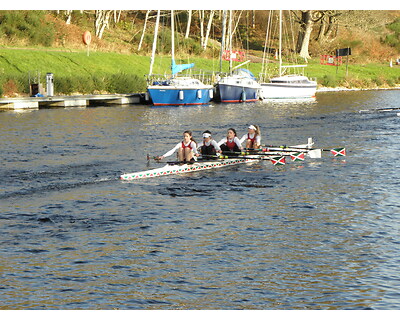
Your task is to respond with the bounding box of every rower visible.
[197,130,221,159]
[155,130,198,163]
[240,125,261,149]
[218,128,242,153]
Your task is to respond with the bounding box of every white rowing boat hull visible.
[120,158,259,181]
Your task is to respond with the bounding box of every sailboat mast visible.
[171,10,175,63]
[279,10,283,77]
[228,10,233,74]
[149,10,160,76]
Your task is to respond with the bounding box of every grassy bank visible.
[0,47,399,97]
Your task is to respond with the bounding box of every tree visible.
[138,10,151,51]
[185,10,192,39]
[293,10,324,61]
[57,10,73,24]
[95,10,112,39]
[203,10,215,50]
[315,10,341,43]
[199,10,205,48]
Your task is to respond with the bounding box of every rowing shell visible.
[120,138,320,181]
[120,157,260,181]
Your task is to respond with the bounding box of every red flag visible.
[222,50,245,62]
[330,148,346,157]
[290,152,305,162]
[270,156,286,166]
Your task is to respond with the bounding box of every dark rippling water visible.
[1,90,400,310]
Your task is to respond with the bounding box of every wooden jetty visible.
[0,93,145,110]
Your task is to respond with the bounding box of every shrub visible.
[0,11,55,47]
[3,79,19,96]
[107,73,146,93]
[373,76,384,87]
[55,76,74,95]
[386,78,395,87]
[53,73,146,95]
[321,74,339,87]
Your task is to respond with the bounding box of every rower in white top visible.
[240,125,261,149]
[155,130,198,163]
[197,130,222,159]
[218,128,243,153]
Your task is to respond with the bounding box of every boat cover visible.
[234,68,256,80]
[171,59,195,75]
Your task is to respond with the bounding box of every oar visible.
[221,150,301,156]
[359,107,400,113]
[258,145,345,157]
[225,148,322,159]
[217,154,287,166]
[148,154,226,165]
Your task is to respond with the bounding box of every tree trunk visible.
[95,10,112,39]
[296,11,312,60]
[203,10,215,50]
[114,10,122,24]
[316,11,340,42]
[325,15,339,39]
[185,10,192,39]
[138,10,151,51]
[65,10,72,25]
[296,10,323,61]
[199,10,205,48]
[316,16,327,42]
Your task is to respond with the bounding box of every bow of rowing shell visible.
[120,157,258,181]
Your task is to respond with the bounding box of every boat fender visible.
[241,90,247,102]
[209,89,213,99]
[197,89,202,99]
[179,90,184,100]
[145,92,150,101]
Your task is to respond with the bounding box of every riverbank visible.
[0,47,399,97]
[316,86,400,92]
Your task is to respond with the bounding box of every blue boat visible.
[146,10,213,106]
[214,69,261,103]
[213,11,261,103]
[148,77,213,106]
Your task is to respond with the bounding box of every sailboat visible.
[260,10,317,101]
[214,10,261,103]
[146,10,213,106]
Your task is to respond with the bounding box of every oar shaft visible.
[261,146,336,152]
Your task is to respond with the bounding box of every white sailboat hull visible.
[260,75,317,100]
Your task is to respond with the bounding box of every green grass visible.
[0,47,399,97]
[0,48,152,76]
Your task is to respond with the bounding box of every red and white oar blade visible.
[330,148,346,157]
[290,152,305,162]
[270,156,286,166]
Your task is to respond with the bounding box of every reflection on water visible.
[1,90,400,309]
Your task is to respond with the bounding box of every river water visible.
[1,90,399,310]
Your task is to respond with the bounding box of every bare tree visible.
[57,10,73,24]
[293,10,324,60]
[315,10,341,43]
[203,10,215,50]
[95,10,112,39]
[199,10,205,47]
[185,10,192,39]
[138,10,151,51]
[114,10,122,24]
[65,10,73,24]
